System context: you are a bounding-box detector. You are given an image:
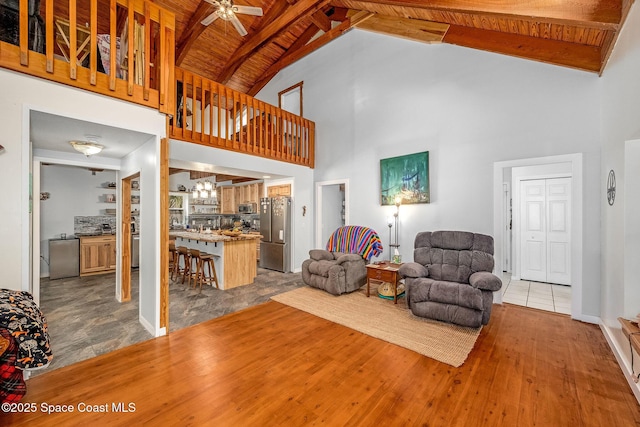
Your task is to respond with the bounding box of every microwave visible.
[238,203,257,214]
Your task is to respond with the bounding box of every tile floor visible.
[501,273,571,315]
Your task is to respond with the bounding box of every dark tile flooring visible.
[36,268,304,376]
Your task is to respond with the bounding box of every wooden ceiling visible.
[155,0,633,95]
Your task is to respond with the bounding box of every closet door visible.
[520,178,571,284]
[546,178,571,285]
[520,180,547,282]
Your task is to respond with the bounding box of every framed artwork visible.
[380,151,430,205]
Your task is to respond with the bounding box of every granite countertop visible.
[170,231,262,242]
[76,232,117,237]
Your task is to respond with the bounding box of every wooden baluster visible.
[69,0,77,79]
[89,0,97,85]
[200,78,205,142]
[143,1,151,100]
[109,0,117,90]
[181,70,187,138]
[19,0,28,65]
[127,0,134,95]
[45,0,54,72]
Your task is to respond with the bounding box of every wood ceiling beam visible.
[175,1,217,66]
[248,11,374,96]
[217,0,334,85]
[443,24,602,73]
[334,0,622,29]
[310,10,332,32]
[356,15,449,44]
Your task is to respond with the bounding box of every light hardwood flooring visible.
[7,300,640,425]
[36,268,304,375]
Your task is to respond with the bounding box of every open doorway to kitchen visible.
[493,154,584,320]
[316,179,348,248]
[28,109,157,373]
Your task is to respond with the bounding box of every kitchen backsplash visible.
[74,216,117,235]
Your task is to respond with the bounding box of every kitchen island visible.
[170,231,262,290]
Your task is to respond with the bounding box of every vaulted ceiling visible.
[155,0,633,96]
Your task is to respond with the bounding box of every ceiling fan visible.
[201,0,263,37]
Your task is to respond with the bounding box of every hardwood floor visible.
[4,302,640,426]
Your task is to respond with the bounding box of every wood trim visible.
[444,24,602,73]
[69,0,77,80]
[121,178,132,302]
[45,0,54,73]
[248,11,373,96]
[143,1,151,100]
[160,137,170,330]
[109,0,117,90]
[217,0,333,85]
[90,0,98,85]
[19,0,27,65]
[127,0,135,95]
[0,44,162,109]
[278,81,303,118]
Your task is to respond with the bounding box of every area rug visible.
[271,286,482,367]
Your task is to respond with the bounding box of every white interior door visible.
[546,178,571,285]
[520,180,547,281]
[520,178,571,284]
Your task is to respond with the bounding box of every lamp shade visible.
[70,141,103,156]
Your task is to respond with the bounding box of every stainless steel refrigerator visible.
[49,237,80,279]
[259,196,292,272]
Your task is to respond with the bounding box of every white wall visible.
[169,140,314,271]
[599,2,640,400]
[120,137,162,334]
[0,68,165,335]
[258,29,601,315]
[39,165,117,277]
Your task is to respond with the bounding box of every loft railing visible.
[0,0,175,115]
[171,67,315,168]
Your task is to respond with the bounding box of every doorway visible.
[316,179,349,247]
[493,153,585,320]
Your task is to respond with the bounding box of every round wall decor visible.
[607,169,616,206]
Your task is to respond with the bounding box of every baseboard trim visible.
[573,313,600,324]
[139,315,157,337]
[601,322,640,404]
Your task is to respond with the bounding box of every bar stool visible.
[198,253,220,290]
[169,242,177,281]
[175,246,191,284]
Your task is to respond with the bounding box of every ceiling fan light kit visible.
[202,0,263,36]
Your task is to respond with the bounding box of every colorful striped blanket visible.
[325,226,383,261]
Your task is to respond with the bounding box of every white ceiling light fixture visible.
[70,137,103,157]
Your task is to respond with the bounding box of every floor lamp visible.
[387,196,401,263]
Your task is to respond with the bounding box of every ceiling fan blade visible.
[201,12,219,26]
[232,5,263,16]
[203,0,221,6]
[230,14,248,36]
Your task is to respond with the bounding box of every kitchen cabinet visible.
[221,186,236,214]
[80,235,116,276]
[220,182,263,214]
[267,184,291,197]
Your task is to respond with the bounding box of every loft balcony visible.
[0,0,314,168]
[171,67,315,168]
[0,0,175,114]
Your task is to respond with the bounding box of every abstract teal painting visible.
[380,151,430,205]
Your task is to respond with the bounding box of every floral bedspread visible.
[0,289,52,369]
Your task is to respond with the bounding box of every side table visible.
[366,263,403,304]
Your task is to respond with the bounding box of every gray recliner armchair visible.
[302,226,383,296]
[399,231,502,328]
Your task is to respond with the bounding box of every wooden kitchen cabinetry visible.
[267,184,291,197]
[221,182,264,214]
[221,186,235,214]
[80,235,116,276]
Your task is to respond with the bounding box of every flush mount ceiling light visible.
[70,140,103,156]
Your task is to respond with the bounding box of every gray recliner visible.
[301,226,383,296]
[399,231,502,328]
